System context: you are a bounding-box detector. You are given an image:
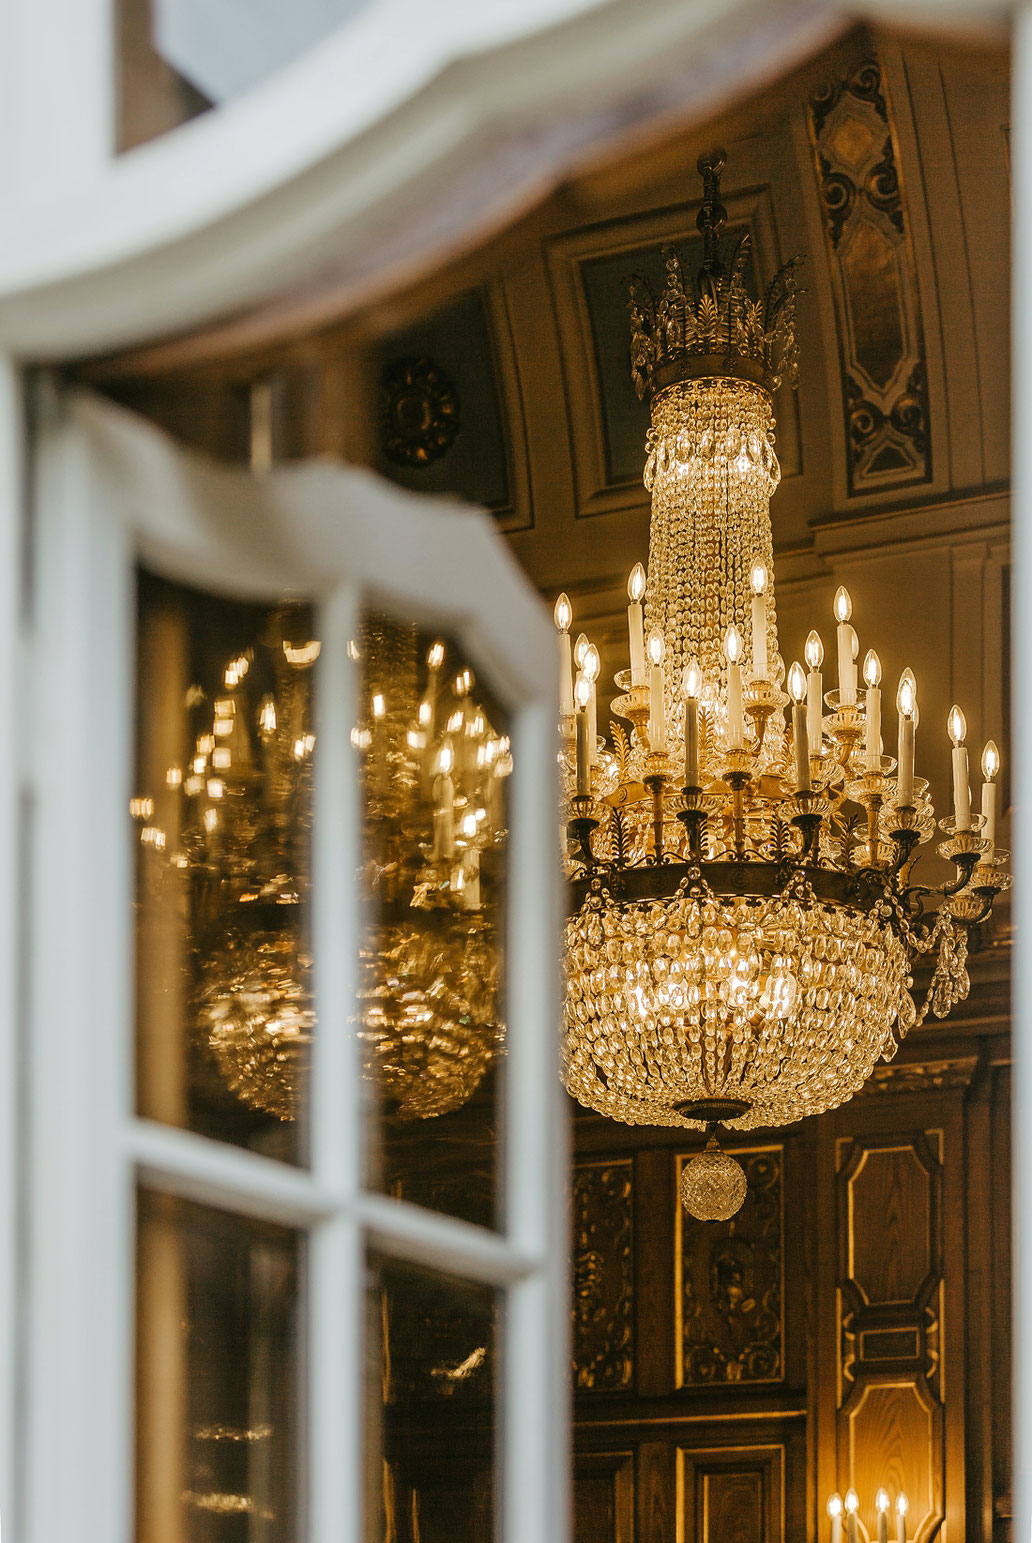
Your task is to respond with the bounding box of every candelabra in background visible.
[828,1488,909,1543]
[556,152,1008,1220]
[134,609,511,1124]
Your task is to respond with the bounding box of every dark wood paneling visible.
[574,1450,634,1543]
[679,1444,784,1543]
[573,1159,635,1392]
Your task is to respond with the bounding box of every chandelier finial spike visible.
[696,148,728,278]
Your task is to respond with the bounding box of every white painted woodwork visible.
[15,389,563,1542]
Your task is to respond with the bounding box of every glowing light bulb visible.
[845,1491,859,1517]
[436,743,454,776]
[788,661,806,702]
[982,739,1000,781]
[259,696,277,736]
[371,693,386,719]
[897,1495,908,1518]
[724,624,743,664]
[828,1496,843,1520]
[877,1491,889,1515]
[628,562,646,603]
[647,629,665,667]
[834,585,852,623]
[750,558,768,595]
[574,633,589,670]
[553,593,572,633]
[805,630,824,670]
[948,704,967,746]
[427,641,445,671]
[583,643,601,682]
[897,669,917,717]
[574,673,590,710]
[418,700,432,727]
[863,649,881,688]
[682,659,703,700]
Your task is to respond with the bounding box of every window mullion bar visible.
[126,1118,343,1227]
[356,1193,539,1286]
[309,582,362,1543]
[502,698,569,1543]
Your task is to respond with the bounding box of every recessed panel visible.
[366,1254,499,1543]
[848,1146,933,1305]
[135,1190,302,1539]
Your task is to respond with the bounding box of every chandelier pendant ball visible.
[557,153,1008,1186]
[680,1136,748,1222]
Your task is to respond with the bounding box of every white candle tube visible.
[952,744,971,830]
[649,661,666,751]
[828,1498,843,1543]
[807,667,823,755]
[557,633,573,715]
[896,1497,908,1543]
[866,685,881,772]
[728,662,743,749]
[628,564,647,686]
[685,698,699,786]
[845,1495,859,1543]
[575,704,590,796]
[433,774,455,860]
[588,678,598,766]
[876,1492,889,1543]
[900,716,915,806]
[837,622,857,706]
[793,702,810,793]
[750,559,769,681]
[983,780,997,852]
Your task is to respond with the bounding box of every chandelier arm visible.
[567,803,599,871]
[937,848,982,898]
[952,885,999,928]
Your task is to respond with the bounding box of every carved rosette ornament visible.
[382,357,460,467]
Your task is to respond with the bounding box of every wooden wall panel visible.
[833,1128,947,1543]
[679,1444,784,1543]
[573,1159,634,1392]
[574,1451,634,1543]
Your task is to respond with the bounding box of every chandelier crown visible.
[629,150,804,400]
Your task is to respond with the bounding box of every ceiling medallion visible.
[382,356,460,467]
[556,152,1008,1221]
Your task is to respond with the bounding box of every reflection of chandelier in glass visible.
[557,153,1008,1218]
[133,612,510,1123]
[353,617,510,1119]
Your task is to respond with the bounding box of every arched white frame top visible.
[0,0,1007,360]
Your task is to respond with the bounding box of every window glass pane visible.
[356,612,509,1229]
[136,1190,302,1539]
[366,1254,499,1543]
[134,571,316,1164]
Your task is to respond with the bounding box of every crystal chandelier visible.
[134,609,510,1124]
[557,153,1009,1219]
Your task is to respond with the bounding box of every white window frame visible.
[16,386,567,1543]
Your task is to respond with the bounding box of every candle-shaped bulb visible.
[628,562,646,603]
[845,1491,859,1516]
[897,669,917,717]
[574,673,590,710]
[863,649,882,688]
[877,1491,889,1515]
[750,558,769,595]
[683,659,703,700]
[948,704,967,746]
[583,642,601,683]
[427,641,445,670]
[724,624,743,664]
[788,661,806,702]
[897,1496,908,1518]
[574,632,589,670]
[834,585,852,623]
[828,1496,843,1519]
[436,742,454,775]
[805,629,824,670]
[982,739,1000,781]
[553,593,572,633]
[647,628,665,666]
